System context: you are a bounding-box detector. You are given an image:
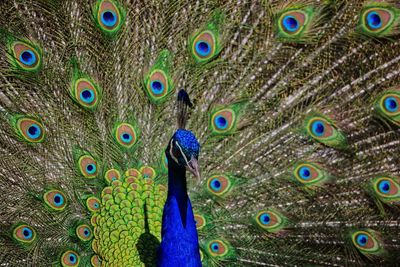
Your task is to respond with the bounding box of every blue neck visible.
[167,159,189,227]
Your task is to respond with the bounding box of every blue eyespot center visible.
[211,242,219,252]
[384,97,398,113]
[211,178,222,191]
[27,124,41,139]
[86,164,96,174]
[80,89,95,104]
[20,50,36,66]
[54,193,64,206]
[215,115,228,130]
[121,132,132,143]
[283,16,299,32]
[260,213,271,225]
[357,234,368,247]
[378,180,390,194]
[311,121,325,137]
[22,227,32,239]
[150,80,164,94]
[195,41,211,57]
[94,203,99,209]
[84,228,90,237]
[69,253,77,263]
[101,11,117,27]
[299,167,311,180]
[366,12,382,29]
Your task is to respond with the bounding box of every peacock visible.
[0,0,400,266]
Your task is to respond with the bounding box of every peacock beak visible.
[186,156,200,181]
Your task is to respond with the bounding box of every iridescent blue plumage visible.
[158,90,201,266]
[158,130,201,266]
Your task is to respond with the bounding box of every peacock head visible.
[166,129,200,179]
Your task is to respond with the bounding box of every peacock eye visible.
[10,41,42,71]
[76,224,93,241]
[206,175,232,197]
[375,90,400,126]
[304,115,347,149]
[44,189,67,211]
[114,122,138,149]
[207,240,228,257]
[362,8,394,33]
[143,50,173,104]
[211,108,236,134]
[278,10,308,35]
[351,230,381,255]
[191,31,217,62]
[292,162,329,187]
[61,250,80,267]
[13,224,36,244]
[78,155,98,178]
[94,0,124,35]
[16,117,45,143]
[72,78,101,109]
[372,176,400,203]
[254,209,286,233]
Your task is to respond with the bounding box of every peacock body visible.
[0,0,400,266]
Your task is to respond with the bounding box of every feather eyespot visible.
[211,109,236,134]
[13,224,36,244]
[86,197,101,212]
[114,122,138,149]
[94,0,125,35]
[76,224,93,241]
[16,117,45,143]
[9,41,42,71]
[145,68,172,103]
[293,162,329,187]
[362,8,394,33]
[61,250,80,267]
[73,78,100,109]
[44,190,67,211]
[372,176,399,203]
[279,10,307,35]
[375,89,400,126]
[78,155,98,178]
[351,230,382,255]
[192,31,215,60]
[206,175,232,197]
[207,240,228,257]
[304,115,347,149]
[143,50,174,104]
[254,209,286,233]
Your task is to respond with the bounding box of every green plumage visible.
[0,0,400,266]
